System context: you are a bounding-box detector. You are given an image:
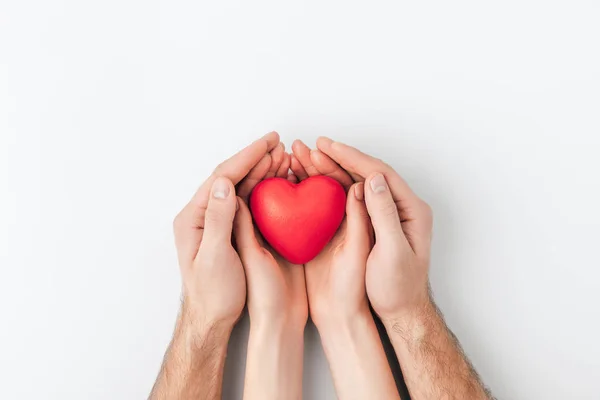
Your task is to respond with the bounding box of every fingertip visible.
[292,139,310,155]
[316,136,333,150]
[262,131,280,146]
[345,183,371,249]
[309,148,331,169]
[367,172,389,194]
[270,142,285,165]
[276,152,291,178]
[233,197,250,228]
[290,153,299,165]
[354,182,365,201]
[309,148,320,161]
[211,176,234,199]
[347,182,366,210]
[290,154,308,179]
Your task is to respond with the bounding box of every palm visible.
[305,223,366,312]
[247,245,307,322]
[290,140,372,321]
[234,143,308,325]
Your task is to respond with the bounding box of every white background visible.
[1,1,599,399]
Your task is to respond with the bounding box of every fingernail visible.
[370,173,388,193]
[354,183,364,200]
[212,178,230,199]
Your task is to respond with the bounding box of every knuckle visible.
[213,161,226,175]
[204,207,226,225]
[172,211,185,231]
[420,200,432,214]
[379,201,399,218]
[420,200,433,217]
[419,200,434,227]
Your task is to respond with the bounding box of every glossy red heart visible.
[249,176,346,264]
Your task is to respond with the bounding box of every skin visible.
[149,132,282,400]
[234,145,307,400]
[290,140,400,400]
[314,136,494,400]
[150,131,493,400]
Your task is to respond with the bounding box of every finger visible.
[233,197,262,260]
[265,142,285,178]
[276,152,291,178]
[290,154,308,180]
[364,173,408,246]
[188,131,280,211]
[236,153,272,201]
[316,136,423,221]
[291,139,320,176]
[199,177,238,251]
[287,173,298,183]
[316,136,416,196]
[310,149,354,190]
[344,182,371,254]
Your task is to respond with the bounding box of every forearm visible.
[149,305,232,400]
[318,310,400,400]
[384,300,492,400]
[243,319,304,400]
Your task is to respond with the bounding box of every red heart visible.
[249,176,346,264]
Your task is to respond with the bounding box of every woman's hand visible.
[290,139,399,400]
[234,144,307,400]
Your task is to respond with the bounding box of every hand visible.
[290,140,399,400]
[172,131,281,330]
[314,137,433,323]
[314,139,495,399]
[234,143,308,329]
[234,144,307,400]
[290,139,371,327]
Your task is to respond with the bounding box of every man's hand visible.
[313,138,432,322]
[149,132,280,400]
[290,140,400,400]
[233,144,307,400]
[316,136,493,400]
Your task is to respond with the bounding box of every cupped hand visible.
[290,140,372,328]
[314,137,433,323]
[234,144,308,329]
[172,132,280,330]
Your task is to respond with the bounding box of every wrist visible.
[245,312,305,400]
[249,314,306,342]
[315,305,375,346]
[248,305,307,335]
[178,300,234,345]
[312,299,371,335]
[381,297,440,342]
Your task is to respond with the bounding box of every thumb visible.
[345,182,371,251]
[233,197,262,260]
[364,173,405,242]
[201,177,237,247]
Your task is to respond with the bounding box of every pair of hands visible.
[173,131,433,336]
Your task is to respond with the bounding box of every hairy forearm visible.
[243,320,304,400]
[149,304,232,400]
[318,311,400,400]
[384,300,492,400]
